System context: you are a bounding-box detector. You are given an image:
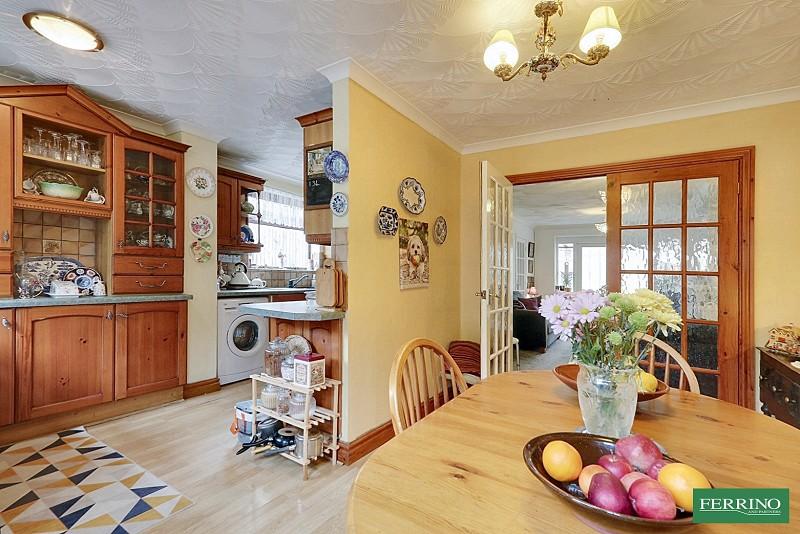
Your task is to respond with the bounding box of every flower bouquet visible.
[539,289,682,437]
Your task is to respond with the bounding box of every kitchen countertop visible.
[239,301,345,321]
[0,293,193,309]
[217,287,314,298]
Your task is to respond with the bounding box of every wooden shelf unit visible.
[217,167,265,252]
[296,108,333,245]
[250,373,341,480]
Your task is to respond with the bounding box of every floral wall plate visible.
[324,150,349,183]
[189,214,214,239]
[186,167,216,197]
[378,206,399,236]
[433,216,448,244]
[399,177,426,214]
[191,240,213,263]
[330,192,349,216]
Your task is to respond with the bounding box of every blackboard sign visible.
[306,145,333,207]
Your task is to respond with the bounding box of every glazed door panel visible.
[115,301,187,399]
[607,161,739,402]
[16,305,114,420]
[0,105,12,251]
[0,309,13,426]
[216,174,237,246]
[480,161,514,378]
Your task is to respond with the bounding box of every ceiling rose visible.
[22,12,104,52]
[484,1,621,81]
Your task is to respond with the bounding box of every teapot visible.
[227,262,252,288]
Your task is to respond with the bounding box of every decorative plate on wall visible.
[186,167,216,198]
[433,216,448,244]
[330,192,349,216]
[191,240,213,263]
[189,214,214,239]
[378,206,399,236]
[324,150,349,183]
[399,177,426,214]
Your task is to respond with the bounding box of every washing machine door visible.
[227,314,266,359]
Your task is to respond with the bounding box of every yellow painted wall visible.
[345,80,462,439]
[459,102,800,353]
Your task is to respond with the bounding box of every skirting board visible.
[0,386,184,446]
[338,420,395,465]
[183,378,221,399]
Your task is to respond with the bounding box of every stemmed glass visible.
[49,131,63,160]
[77,139,90,166]
[63,133,79,162]
[32,127,46,156]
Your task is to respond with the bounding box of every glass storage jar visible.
[260,384,279,410]
[288,391,307,419]
[281,354,295,381]
[276,388,290,415]
[264,338,288,378]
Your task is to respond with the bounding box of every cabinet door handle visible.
[136,280,167,288]
[105,311,114,320]
[1,230,8,242]
[135,261,168,270]
[116,313,129,318]
[1,317,10,329]
[118,240,124,248]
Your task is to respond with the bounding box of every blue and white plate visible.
[64,267,102,296]
[324,150,349,183]
[240,225,254,243]
[378,206,399,236]
[330,192,349,217]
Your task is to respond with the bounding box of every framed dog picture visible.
[399,219,429,289]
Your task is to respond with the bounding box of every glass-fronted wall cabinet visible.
[113,137,183,257]
[14,110,112,217]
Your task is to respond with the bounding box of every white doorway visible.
[555,236,607,292]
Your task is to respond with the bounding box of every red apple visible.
[628,478,677,520]
[615,434,663,472]
[588,473,633,515]
[597,454,634,480]
[647,459,671,479]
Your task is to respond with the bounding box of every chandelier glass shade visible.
[485,2,621,81]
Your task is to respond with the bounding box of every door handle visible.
[1,317,10,329]
[116,313,129,318]
[105,311,114,320]
[135,261,167,270]
[136,280,167,288]
[475,290,487,299]
[1,230,8,242]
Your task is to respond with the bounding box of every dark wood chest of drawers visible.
[759,347,800,429]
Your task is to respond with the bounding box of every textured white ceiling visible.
[0,1,798,181]
[515,176,606,227]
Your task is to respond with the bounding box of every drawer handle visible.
[1,317,10,329]
[116,313,129,318]
[136,280,168,289]
[135,261,168,270]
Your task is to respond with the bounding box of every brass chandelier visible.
[484,1,622,81]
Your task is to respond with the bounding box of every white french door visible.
[480,161,514,378]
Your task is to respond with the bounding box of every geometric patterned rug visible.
[0,427,192,533]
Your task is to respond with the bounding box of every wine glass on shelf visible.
[32,127,46,156]
[77,139,90,166]
[90,149,102,169]
[49,131,63,160]
[64,134,79,162]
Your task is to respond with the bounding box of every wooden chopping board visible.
[316,259,338,307]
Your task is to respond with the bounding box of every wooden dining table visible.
[348,371,800,533]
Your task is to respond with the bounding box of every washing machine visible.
[218,298,268,385]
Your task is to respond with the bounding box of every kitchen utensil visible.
[524,432,703,526]
[274,427,297,448]
[316,259,338,308]
[294,431,324,460]
[553,364,669,402]
[227,262,252,288]
[264,338,289,378]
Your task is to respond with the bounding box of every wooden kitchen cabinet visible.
[217,167,264,252]
[0,104,12,252]
[0,309,13,426]
[15,305,114,421]
[296,108,333,245]
[115,301,187,399]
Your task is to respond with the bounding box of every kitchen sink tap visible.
[288,274,310,288]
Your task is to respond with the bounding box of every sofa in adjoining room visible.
[513,297,556,351]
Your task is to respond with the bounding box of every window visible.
[515,239,527,291]
[247,188,321,269]
[556,236,606,291]
[557,242,574,289]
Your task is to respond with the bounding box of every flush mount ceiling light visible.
[23,12,104,52]
[484,1,621,81]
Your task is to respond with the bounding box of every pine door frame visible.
[507,147,755,408]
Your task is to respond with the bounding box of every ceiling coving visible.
[484,1,621,81]
[0,1,798,182]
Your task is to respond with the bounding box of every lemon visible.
[542,440,583,482]
[637,369,658,393]
[658,463,711,511]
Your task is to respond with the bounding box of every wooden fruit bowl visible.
[553,364,669,402]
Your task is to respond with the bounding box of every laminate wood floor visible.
[87,381,364,534]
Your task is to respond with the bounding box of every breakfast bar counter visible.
[240,301,345,321]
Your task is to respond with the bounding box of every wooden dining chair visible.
[389,338,468,434]
[635,333,700,393]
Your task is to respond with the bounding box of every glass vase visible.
[576,363,638,438]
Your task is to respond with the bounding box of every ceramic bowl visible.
[524,432,697,527]
[553,363,669,402]
[39,181,84,200]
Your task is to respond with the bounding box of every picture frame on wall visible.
[305,143,333,209]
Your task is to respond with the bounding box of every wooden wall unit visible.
[217,167,265,252]
[115,301,187,399]
[15,305,115,421]
[0,105,12,297]
[296,108,333,245]
[0,309,13,426]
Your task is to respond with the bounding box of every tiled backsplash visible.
[219,263,315,288]
[13,210,98,267]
